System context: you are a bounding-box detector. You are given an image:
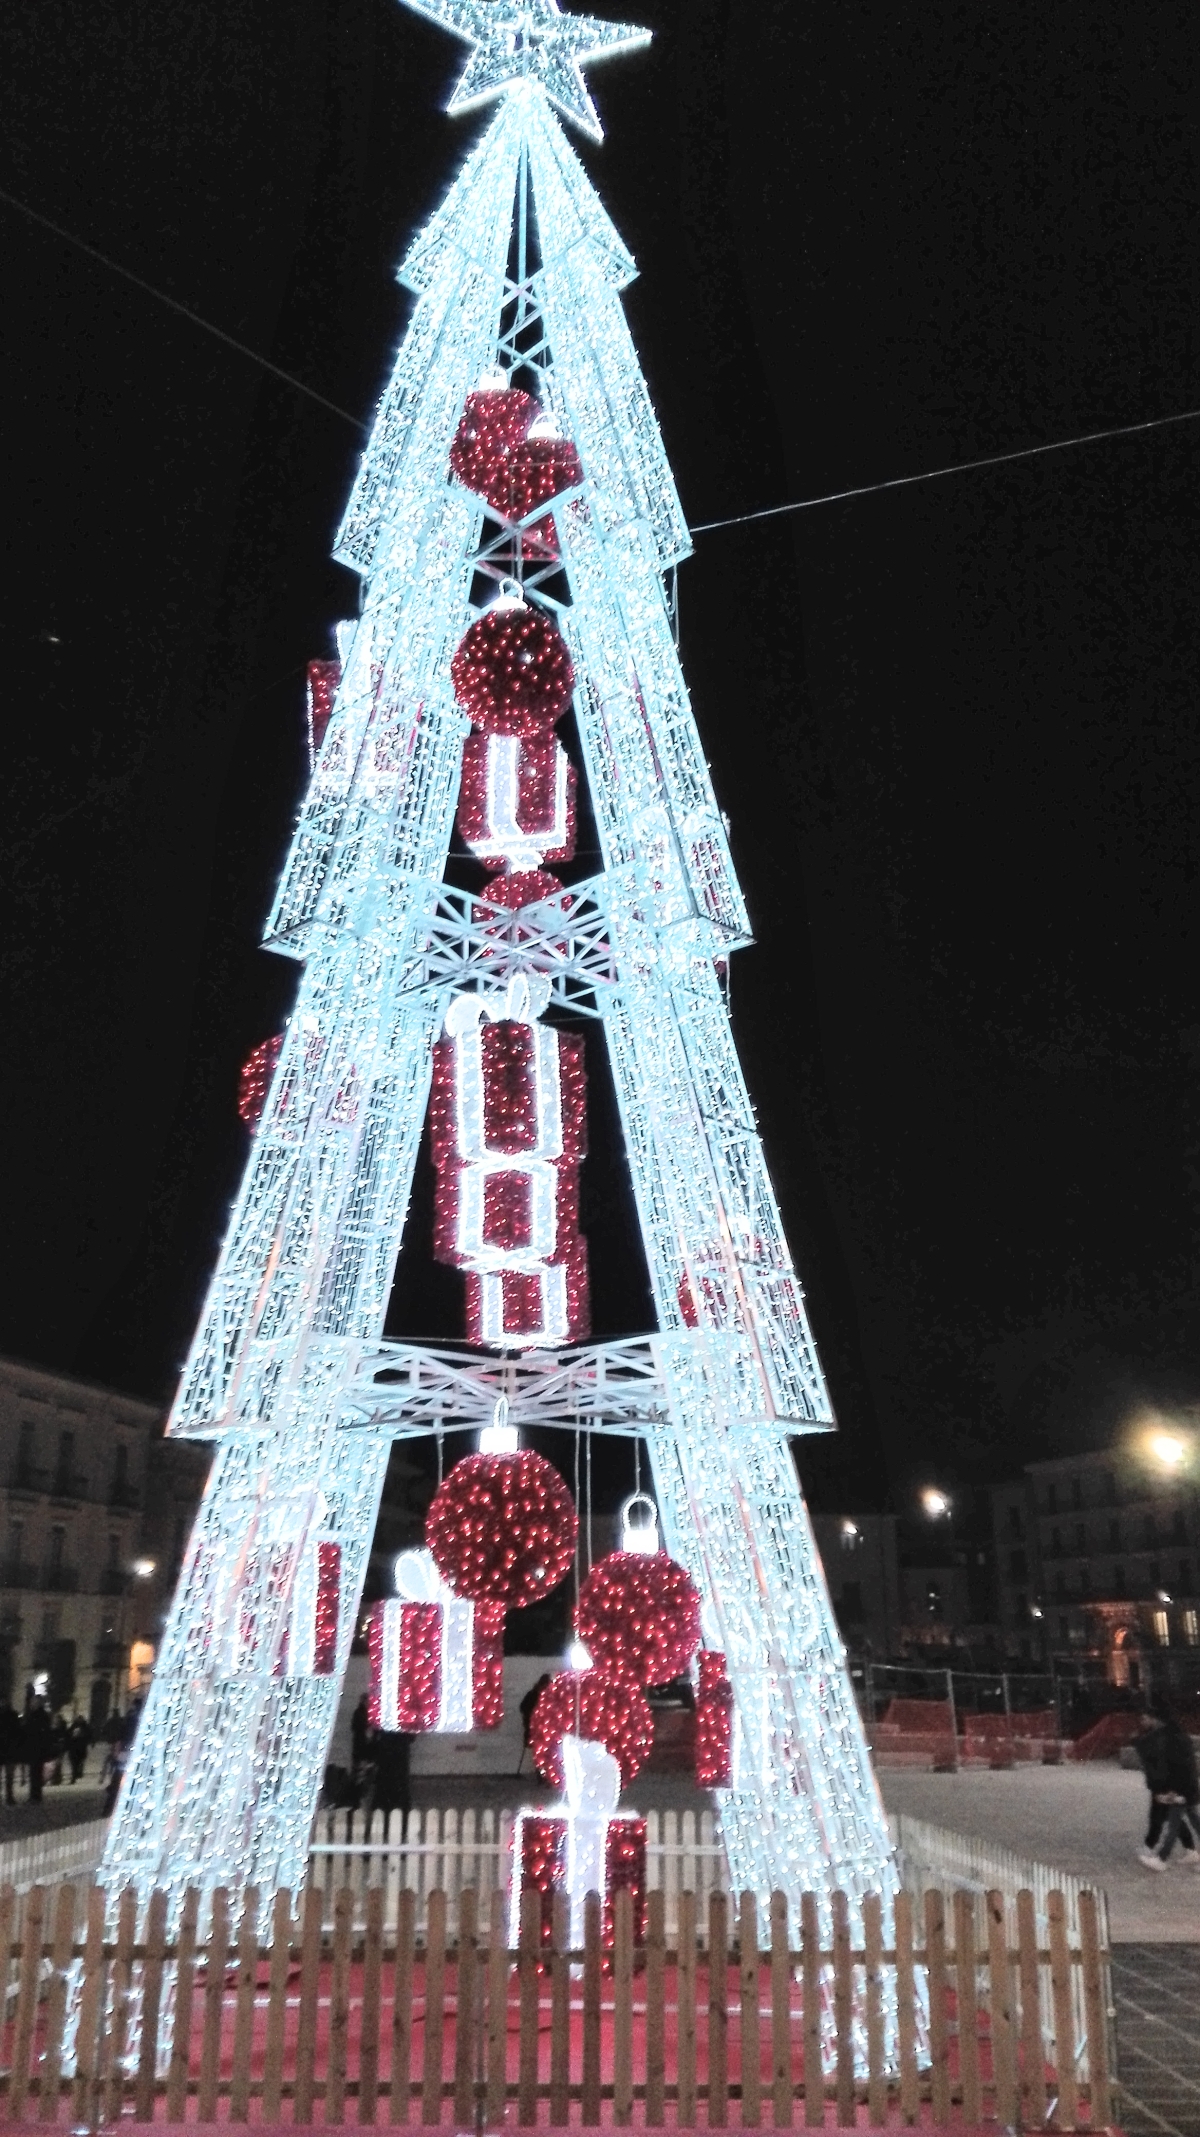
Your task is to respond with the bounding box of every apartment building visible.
[0,1355,208,1724]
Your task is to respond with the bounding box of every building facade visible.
[0,1357,208,1725]
[810,1513,901,1657]
[992,1442,1200,1683]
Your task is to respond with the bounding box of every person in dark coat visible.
[517,1673,552,1775]
[0,1705,20,1805]
[23,1697,53,1804]
[1132,1707,1200,1868]
[66,1714,92,1783]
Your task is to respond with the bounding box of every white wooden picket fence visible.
[308,1804,729,1938]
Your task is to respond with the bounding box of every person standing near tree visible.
[0,1704,20,1806]
[1133,1706,1200,1868]
[22,1697,52,1805]
[66,1713,91,1783]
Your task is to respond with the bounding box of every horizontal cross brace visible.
[344,1335,668,1438]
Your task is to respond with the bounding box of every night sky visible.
[1,0,1197,1514]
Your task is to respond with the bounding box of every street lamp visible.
[921,1488,951,1520]
[1149,1432,1187,1472]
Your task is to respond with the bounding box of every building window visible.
[112,1445,129,1500]
[1007,1505,1024,1536]
[1075,1522,1087,1553]
[1172,1509,1187,1543]
[46,1526,65,1579]
[1102,1470,1117,1506]
[1142,1514,1157,1549]
[1050,1527,1063,1556]
[839,1580,864,1622]
[1015,1592,1028,1618]
[1079,1568,1091,1599]
[53,1430,74,1496]
[4,1521,23,1569]
[107,1534,120,1570]
[1184,1610,1199,1646]
[1179,1560,1193,1594]
[1055,1574,1067,1601]
[16,1422,35,1485]
[1058,1615,1069,1641]
[1152,1609,1170,1647]
[1108,1518,1120,1549]
[1114,1563,1126,1596]
[1009,1549,1027,1579]
[1046,1484,1058,1514]
[926,1582,944,1620]
[1071,1477,1083,1511]
[839,1521,863,1551]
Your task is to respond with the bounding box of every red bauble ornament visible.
[426,1450,577,1607]
[479,868,564,911]
[529,1668,653,1790]
[449,387,537,496]
[695,1649,734,1787]
[451,604,574,737]
[575,1551,701,1688]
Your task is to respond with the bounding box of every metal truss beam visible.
[345,1335,668,1436]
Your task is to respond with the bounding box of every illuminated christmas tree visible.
[102,0,899,1953]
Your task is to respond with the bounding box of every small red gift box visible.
[510,1735,646,1952]
[367,1550,503,1733]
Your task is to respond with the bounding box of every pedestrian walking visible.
[66,1713,91,1783]
[0,1704,20,1806]
[1132,1706,1200,1868]
[23,1696,53,1805]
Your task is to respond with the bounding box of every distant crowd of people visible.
[0,1693,143,1813]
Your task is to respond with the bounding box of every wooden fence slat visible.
[800,1892,822,2128]
[1077,1890,1110,2129]
[74,1882,108,2129]
[197,1886,230,2125]
[1017,1888,1047,2126]
[391,1885,417,2126]
[328,1884,355,2125]
[770,1891,792,2129]
[294,1880,324,2124]
[39,1881,77,2121]
[924,1887,950,2125]
[740,1892,761,2127]
[133,1885,167,2122]
[517,1885,540,2126]
[1048,1889,1078,2131]
[484,1887,508,2127]
[550,1890,572,2127]
[261,1888,294,2125]
[453,1884,477,2127]
[104,1886,138,2127]
[613,1887,634,2126]
[953,1888,981,2128]
[894,1889,919,2126]
[0,1884,13,2065]
[230,1886,261,2123]
[862,1892,886,2128]
[708,1889,729,2127]
[676,1889,697,2127]
[423,1884,448,2126]
[986,1889,1018,2129]
[645,1887,666,2127]
[832,1889,854,2127]
[582,1889,602,2125]
[9,1880,45,2121]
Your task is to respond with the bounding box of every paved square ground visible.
[1112,1945,1200,2137]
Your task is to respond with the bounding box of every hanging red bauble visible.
[529,1668,653,1790]
[449,387,537,496]
[575,1550,701,1688]
[478,868,564,911]
[695,1649,734,1787]
[451,604,574,737]
[485,434,583,540]
[426,1450,577,1607]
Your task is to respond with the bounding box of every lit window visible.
[1152,1610,1170,1647]
[1183,1610,1198,1647]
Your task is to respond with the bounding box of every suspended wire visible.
[7,183,1197,543]
[688,404,1200,535]
[0,184,367,434]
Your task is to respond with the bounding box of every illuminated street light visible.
[131,1557,157,1580]
[921,1488,951,1519]
[1149,1431,1187,1471]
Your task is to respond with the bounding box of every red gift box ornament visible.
[511,1733,647,1951]
[367,1548,504,1733]
[695,1649,735,1787]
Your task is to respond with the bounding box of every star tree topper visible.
[399,0,651,143]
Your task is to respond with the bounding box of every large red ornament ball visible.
[451,605,574,737]
[449,386,537,496]
[426,1450,577,1607]
[575,1551,702,1688]
[529,1668,653,1790]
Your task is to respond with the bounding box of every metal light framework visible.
[102,0,899,1957]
